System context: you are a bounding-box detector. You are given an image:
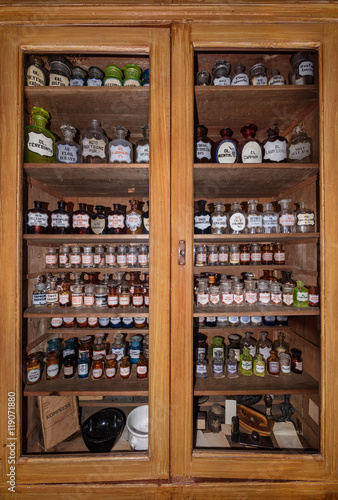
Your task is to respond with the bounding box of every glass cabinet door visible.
[1,26,170,483]
[171,22,337,482]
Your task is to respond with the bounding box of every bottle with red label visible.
[278,199,296,233]
[26,200,49,234]
[126,200,143,235]
[107,203,126,234]
[72,203,91,234]
[108,126,133,163]
[194,125,213,163]
[136,354,148,379]
[51,200,71,234]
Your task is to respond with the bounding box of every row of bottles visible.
[195,124,312,164]
[25,107,149,164]
[195,53,314,87]
[26,55,149,87]
[51,316,148,329]
[195,242,287,266]
[194,199,315,234]
[196,315,288,328]
[26,200,148,235]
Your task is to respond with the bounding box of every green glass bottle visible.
[253,353,266,377]
[240,347,253,376]
[24,106,55,163]
[293,280,309,307]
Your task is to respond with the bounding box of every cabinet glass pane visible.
[193,50,320,454]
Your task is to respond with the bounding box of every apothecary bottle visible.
[262,127,288,163]
[126,200,143,235]
[120,356,131,379]
[63,355,76,379]
[90,205,107,235]
[48,56,72,86]
[207,245,218,266]
[70,66,87,86]
[195,125,213,163]
[32,279,46,306]
[308,285,319,307]
[196,353,208,378]
[247,199,262,234]
[26,201,49,234]
[196,280,209,307]
[254,353,265,377]
[25,107,55,163]
[105,354,117,379]
[231,63,249,86]
[109,126,133,163]
[273,332,289,355]
[138,244,149,268]
[278,199,296,233]
[257,331,272,360]
[46,279,59,306]
[262,202,278,234]
[267,350,280,376]
[59,283,71,308]
[227,334,241,362]
[45,248,58,269]
[72,203,90,234]
[218,245,229,265]
[282,283,294,306]
[108,203,126,234]
[26,55,48,86]
[81,120,108,163]
[240,347,253,376]
[270,282,282,305]
[291,348,303,374]
[226,350,238,378]
[58,246,70,268]
[137,354,148,379]
[279,352,291,375]
[273,242,285,264]
[135,124,149,163]
[194,200,211,234]
[103,65,123,86]
[46,350,60,380]
[289,52,314,85]
[123,63,142,86]
[238,124,263,163]
[51,200,71,234]
[244,280,257,306]
[296,202,315,233]
[228,201,246,234]
[288,126,312,163]
[212,60,231,86]
[249,63,267,85]
[241,331,257,357]
[92,355,104,380]
[142,201,149,234]
[26,353,42,385]
[86,66,104,86]
[78,352,89,379]
[213,128,238,163]
[268,69,285,85]
[293,280,309,307]
[81,246,94,268]
[195,245,207,267]
[70,245,81,268]
[240,244,250,264]
[229,244,240,265]
[56,124,82,163]
[212,351,224,378]
[196,70,211,86]
[210,202,227,234]
[250,243,262,264]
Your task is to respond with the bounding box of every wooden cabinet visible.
[1,4,338,497]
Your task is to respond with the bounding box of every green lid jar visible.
[123,63,142,86]
[104,65,123,87]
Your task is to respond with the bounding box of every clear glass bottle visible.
[212,351,224,378]
[46,279,59,307]
[213,128,239,163]
[95,285,108,307]
[194,125,213,163]
[262,202,278,234]
[81,120,109,163]
[86,66,104,86]
[262,127,288,163]
[196,353,208,378]
[81,246,94,268]
[211,201,227,234]
[247,199,263,233]
[240,347,253,376]
[268,69,285,85]
[258,280,270,305]
[56,124,82,163]
[45,248,58,269]
[293,280,309,307]
[24,107,55,163]
[229,244,240,265]
[226,350,238,378]
[135,124,149,163]
[249,63,268,85]
[233,283,244,306]
[59,245,70,268]
[72,203,91,234]
[279,352,291,375]
[196,70,211,86]
[273,332,289,355]
[209,285,220,307]
[241,331,257,357]
[59,283,71,308]
[196,280,209,307]
[194,200,211,234]
[51,200,71,234]
[212,60,231,86]
[296,202,315,233]
[220,281,233,306]
[273,242,285,264]
[109,126,133,163]
[228,201,246,234]
[288,126,312,163]
[126,200,143,235]
[70,66,87,86]
[127,245,138,268]
[250,243,262,264]
[207,245,219,266]
[257,331,272,361]
[25,55,48,86]
[282,283,294,306]
[71,285,84,307]
[251,315,262,327]
[270,282,282,306]
[111,333,126,361]
[289,52,314,85]
[245,280,257,306]
[278,199,296,233]
[231,63,249,86]
[90,205,107,235]
[70,245,82,268]
[238,124,263,163]
[218,245,229,265]
[32,278,46,306]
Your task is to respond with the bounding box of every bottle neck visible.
[33,115,48,129]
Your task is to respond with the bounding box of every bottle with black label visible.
[26,200,49,234]
[90,205,107,235]
[142,201,149,234]
[238,124,263,163]
[24,107,55,163]
[194,200,211,234]
[194,125,214,163]
[51,200,71,234]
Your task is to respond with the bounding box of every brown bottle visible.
[120,355,131,379]
[126,200,143,235]
[108,203,126,234]
[72,203,91,234]
[26,200,49,234]
[195,125,214,163]
[136,354,148,379]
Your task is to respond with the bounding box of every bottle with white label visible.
[212,351,224,378]
[241,331,257,358]
[289,52,314,85]
[194,125,214,163]
[212,60,231,86]
[262,127,288,163]
[81,120,108,163]
[56,124,82,163]
[103,64,123,86]
[288,126,312,163]
[257,331,272,361]
[108,203,126,235]
[231,63,249,86]
[90,205,107,235]
[262,202,279,234]
[211,201,227,234]
[278,199,296,234]
[249,63,268,85]
[126,200,143,235]
[296,202,315,233]
[48,56,72,86]
[213,128,239,164]
[26,200,49,234]
[51,200,71,234]
[238,124,263,163]
[228,201,247,234]
[196,353,208,378]
[86,66,104,86]
[109,126,133,164]
[135,124,149,163]
[72,203,91,234]
[194,199,211,234]
[268,69,286,85]
[293,280,309,307]
[247,199,263,234]
[25,55,48,86]
[24,107,55,163]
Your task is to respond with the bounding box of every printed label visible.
[274,251,285,262]
[269,361,280,373]
[227,364,237,374]
[138,254,148,266]
[27,368,40,383]
[251,316,262,325]
[82,255,93,265]
[263,139,287,162]
[222,293,233,305]
[271,293,282,304]
[91,218,106,235]
[108,295,118,306]
[119,296,130,306]
[299,61,314,77]
[51,213,70,228]
[216,141,237,163]
[196,140,212,160]
[309,294,319,305]
[209,294,220,305]
[124,79,141,86]
[88,317,98,326]
[27,131,54,158]
[94,254,103,265]
[46,292,58,303]
[251,75,268,85]
[95,295,107,307]
[70,78,85,86]
[196,365,207,374]
[197,293,209,306]
[72,295,83,306]
[143,217,149,232]
[59,254,69,265]
[208,253,218,264]
[297,291,309,302]
[297,213,315,226]
[231,73,249,86]
[46,254,58,265]
[76,318,87,326]
[82,137,106,159]
[28,212,49,228]
[136,144,149,163]
[263,214,278,229]
[133,296,144,306]
[117,255,127,265]
[228,317,239,325]
[109,144,132,163]
[130,348,140,359]
[93,368,103,378]
[234,293,244,305]
[245,292,257,304]
[106,367,116,378]
[262,251,273,262]
[212,215,227,229]
[240,316,251,325]
[241,360,252,370]
[33,292,46,305]
[108,214,125,229]
[57,143,79,163]
[283,293,293,306]
[288,142,311,161]
[78,364,89,376]
[280,214,296,226]
[259,292,270,304]
[104,77,122,86]
[247,215,262,228]
[295,361,303,370]
[127,254,138,265]
[248,345,256,357]
[87,78,102,86]
[255,363,265,373]
[47,364,59,378]
[229,213,245,231]
[70,254,81,265]
[259,346,272,360]
[73,214,89,228]
[49,73,69,86]
[126,212,142,232]
[99,318,110,326]
[281,364,291,374]
[218,252,228,263]
[27,65,46,86]
[213,76,231,86]
[194,215,211,231]
[59,294,70,305]
[51,317,63,327]
[106,254,116,265]
[269,75,285,85]
[240,252,250,262]
[64,366,74,376]
[120,366,130,376]
[242,141,262,163]
[213,364,223,374]
[251,252,261,262]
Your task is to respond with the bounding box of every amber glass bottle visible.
[194,125,214,163]
[51,200,71,234]
[107,203,126,234]
[72,203,91,234]
[26,201,49,234]
[90,205,107,235]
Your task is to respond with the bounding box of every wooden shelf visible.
[24,163,149,197]
[42,267,148,274]
[194,233,319,244]
[194,265,286,273]
[194,85,318,141]
[23,234,149,245]
[194,163,318,198]
[24,86,149,140]
[24,366,148,397]
[24,305,149,318]
[194,305,319,317]
[194,369,319,396]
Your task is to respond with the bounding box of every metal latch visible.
[178,240,185,265]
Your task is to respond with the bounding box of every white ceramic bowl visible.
[126,405,149,451]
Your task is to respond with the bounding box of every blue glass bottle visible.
[276,315,288,326]
[205,316,217,328]
[122,317,134,328]
[263,315,276,326]
[109,317,122,328]
[78,352,89,379]
[129,335,143,364]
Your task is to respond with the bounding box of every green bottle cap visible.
[123,63,142,79]
[32,106,50,120]
[105,65,123,80]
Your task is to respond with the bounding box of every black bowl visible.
[81,408,126,453]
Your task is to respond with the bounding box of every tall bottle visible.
[107,203,126,234]
[26,201,49,234]
[238,124,263,163]
[51,200,71,234]
[262,127,288,163]
[90,205,107,235]
[211,201,227,234]
[194,200,211,234]
[194,125,214,163]
[142,201,150,234]
[108,126,133,163]
[278,199,296,234]
[56,124,82,163]
[126,200,143,235]
[296,202,315,233]
[213,128,238,163]
[81,120,109,163]
[262,202,279,234]
[247,199,262,234]
[24,107,55,163]
[135,124,149,163]
[288,126,312,163]
[72,203,91,234]
[228,201,246,235]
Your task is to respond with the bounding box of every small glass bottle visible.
[213,128,238,163]
[46,279,59,306]
[268,69,285,85]
[212,351,224,378]
[196,70,211,86]
[25,55,48,86]
[120,355,131,379]
[293,280,309,307]
[136,354,148,379]
[196,280,209,307]
[126,200,143,235]
[270,282,282,306]
[92,355,104,379]
[194,125,214,163]
[132,285,144,307]
[210,201,227,234]
[138,244,149,268]
[273,332,289,355]
[72,203,91,234]
[51,200,71,234]
[107,285,119,308]
[119,285,131,308]
[71,285,84,307]
[194,200,211,234]
[207,245,218,266]
[238,124,263,163]
[262,202,279,234]
[247,199,263,234]
[51,316,63,329]
[127,246,138,268]
[92,245,104,267]
[70,245,81,268]
[282,283,294,306]
[288,126,312,163]
[95,285,108,307]
[46,350,60,380]
[56,124,82,163]
[81,245,94,268]
[220,281,233,306]
[267,350,280,376]
[70,66,87,86]
[104,245,115,268]
[142,201,149,235]
[33,279,46,306]
[289,52,314,85]
[58,245,70,268]
[123,63,142,86]
[88,317,99,328]
[135,124,149,163]
[116,245,127,268]
[209,285,220,307]
[90,205,107,235]
[233,283,244,306]
[109,126,133,163]
[273,242,285,264]
[258,281,270,305]
[228,316,239,327]
[103,65,123,86]
[240,347,253,376]
[244,280,257,306]
[251,315,262,327]
[107,203,126,234]
[63,355,76,379]
[25,106,55,163]
[262,127,288,163]
[129,334,143,364]
[26,353,42,385]
[291,348,303,374]
[105,354,117,379]
[278,199,296,233]
[212,60,231,86]
[218,245,228,265]
[78,352,89,379]
[196,353,208,378]
[279,352,291,375]
[249,63,267,85]
[45,248,58,269]
[308,285,320,307]
[48,56,72,86]
[227,334,241,362]
[59,283,71,307]
[81,120,109,163]
[239,244,250,265]
[86,66,104,86]
[257,331,272,361]
[93,334,107,357]
[228,202,246,234]
[211,336,225,360]
[250,243,262,265]
[241,331,257,357]
[231,63,249,86]
[226,350,238,378]
[261,243,274,265]
[252,353,265,377]
[296,202,315,233]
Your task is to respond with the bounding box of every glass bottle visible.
[26,201,49,234]
[95,285,108,307]
[226,350,238,378]
[71,285,84,307]
[227,334,241,362]
[247,199,263,234]
[93,245,104,267]
[135,124,149,163]
[26,353,42,385]
[48,56,72,86]
[289,52,314,85]
[196,69,211,86]
[25,107,55,163]
[282,283,294,306]
[296,202,315,233]
[46,279,59,307]
[308,285,320,307]
[212,60,231,86]
[251,315,262,327]
[59,283,71,308]
[270,282,282,306]
[279,352,291,375]
[233,283,244,306]
[211,336,225,360]
[81,120,109,163]
[195,353,208,378]
[228,201,246,234]
[209,285,220,307]
[32,279,46,306]
[250,243,261,264]
[46,350,60,380]
[207,245,218,266]
[257,331,272,360]
[105,354,117,379]
[291,348,303,374]
[111,332,126,361]
[107,203,126,234]
[288,126,312,163]
[120,355,131,379]
[262,202,278,234]
[70,66,87,86]
[241,331,257,357]
[238,124,263,163]
[273,242,285,264]
[253,353,266,377]
[278,199,296,233]
[261,243,274,265]
[240,347,253,376]
[220,280,233,306]
[93,334,107,357]
[63,355,76,379]
[249,63,268,85]
[119,285,131,307]
[258,281,270,305]
[129,334,143,364]
[92,355,104,379]
[70,245,81,268]
[123,63,142,86]
[142,201,150,234]
[267,350,280,376]
[194,200,211,234]
[50,200,71,234]
[273,332,289,355]
[45,248,58,269]
[109,126,133,163]
[263,316,276,327]
[90,205,107,235]
[103,65,123,86]
[210,201,227,234]
[212,351,224,378]
[59,246,70,268]
[127,246,138,268]
[213,128,238,163]
[56,124,82,163]
[137,354,148,379]
[86,66,104,86]
[196,280,209,307]
[231,63,249,86]
[126,200,143,235]
[72,203,91,234]
[78,352,89,379]
[293,280,309,307]
[262,127,288,163]
[194,125,214,163]
[239,243,250,265]
[25,55,48,86]
[116,245,127,268]
[244,280,257,306]
[268,69,286,85]
[218,245,229,265]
